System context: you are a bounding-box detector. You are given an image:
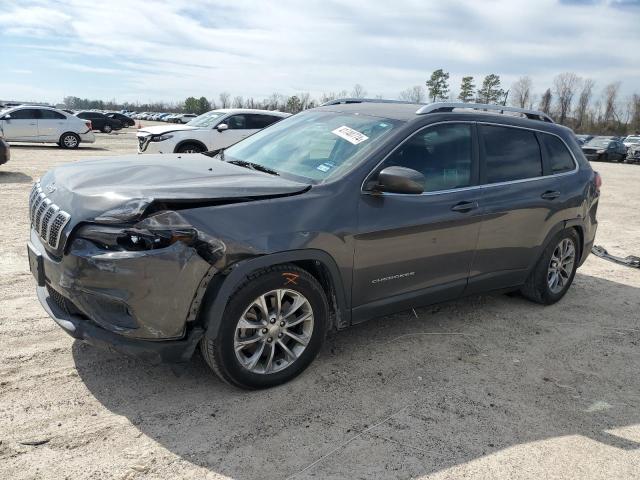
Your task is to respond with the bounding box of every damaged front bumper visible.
[37,284,204,363]
[30,228,214,362]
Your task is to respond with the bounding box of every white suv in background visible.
[136,109,290,154]
[0,106,95,148]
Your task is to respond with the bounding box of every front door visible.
[215,114,253,149]
[1,108,40,141]
[352,122,482,321]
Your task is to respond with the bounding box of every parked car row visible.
[137,109,290,154]
[580,135,638,163]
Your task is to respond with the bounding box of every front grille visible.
[29,182,71,249]
[582,148,597,155]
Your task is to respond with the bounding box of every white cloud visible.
[1,0,639,103]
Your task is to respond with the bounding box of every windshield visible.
[585,138,612,148]
[187,111,224,128]
[223,111,401,182]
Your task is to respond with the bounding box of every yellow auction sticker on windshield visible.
[331,126,369,145]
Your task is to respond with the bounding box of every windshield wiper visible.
[227,159,280,176]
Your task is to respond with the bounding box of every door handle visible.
[451,201,478,213]
[541,190,561,200]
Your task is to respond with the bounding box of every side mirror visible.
[373,166,424,194]
[216,123,228,132]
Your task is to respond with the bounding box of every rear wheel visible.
[520,229,580,305]
[59,132,80,149]
[176,142,205,154]
[102,124,113,134]
[200,265,329,389]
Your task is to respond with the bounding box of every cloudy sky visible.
[1,0,639,105]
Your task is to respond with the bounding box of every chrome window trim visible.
[361,120,579,197]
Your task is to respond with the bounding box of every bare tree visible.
[553,72,581,125]
[219,92,231,108]
[539,88,552,115]
[603,82,621,124]
[298,92,311,110]
[398,85,426,103]
[351,84,367,98]
[232,96,244,108]
[510,76,533,108]
[630,94,640,134]
[574,79,594,131]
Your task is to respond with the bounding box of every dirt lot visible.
[1,127,639,480]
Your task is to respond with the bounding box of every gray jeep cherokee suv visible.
[28,100,600,389]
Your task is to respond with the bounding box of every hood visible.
[137,124,199,136]
[39,153,310,225]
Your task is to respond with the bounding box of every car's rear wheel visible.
[176,142,205,154]
[59,132,80,149]
[102,124,113,134]
[200,265,329,389]
[520,229,580,305]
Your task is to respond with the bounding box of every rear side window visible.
[541,134,575,173]
[39,109,66,119]
[480,125,542,183]
[8,108,40,120]
[246,114,281,129]
[382,123,473,192]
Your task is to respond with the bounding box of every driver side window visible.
[226,115,247,130]
[382,123,473,192]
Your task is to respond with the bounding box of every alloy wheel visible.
[547,238,576,294]
[234,289,314,374]
[63,135,78,148]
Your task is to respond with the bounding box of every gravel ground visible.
[1,127,639,480]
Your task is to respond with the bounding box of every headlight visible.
[75,223,197,251]
[596,149,606,154]
[151,134,173,142]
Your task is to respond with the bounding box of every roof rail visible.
[416,102,554,123]
[320,98,418,107]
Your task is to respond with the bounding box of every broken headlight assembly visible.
[75,223,197,251]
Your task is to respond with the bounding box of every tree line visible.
[63,72,640,135]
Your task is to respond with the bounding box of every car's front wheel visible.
[200,265,329,389]
[59,132,80,149]
[520,229,580,305]
[176,143,205,154]
[102,124,113,133]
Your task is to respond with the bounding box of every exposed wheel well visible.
[570,225,584,260]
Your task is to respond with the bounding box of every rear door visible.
[467,124,577,293]
[0,108,40,140]
[353,122,483,319]
[37,109,67,141]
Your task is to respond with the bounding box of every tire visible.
[200,264,329,389]
[59,132,80,149]
[176,142,205,154]
[102,124,113,134]
[520,229,580,305]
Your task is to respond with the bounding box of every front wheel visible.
[520,229,580,305]
[200,265,329,389]
[176,143,205,154]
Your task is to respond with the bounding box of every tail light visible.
[85,120,92,131]
[594,171,602,193]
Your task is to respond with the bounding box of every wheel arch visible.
[530,218,585,274]
[199,249,350,339]
[173,139,207,153]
